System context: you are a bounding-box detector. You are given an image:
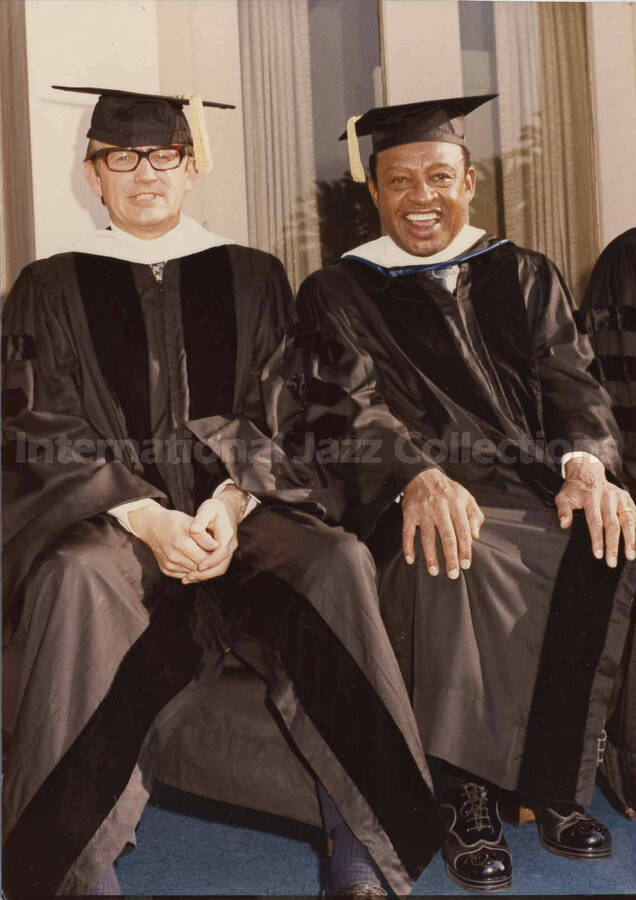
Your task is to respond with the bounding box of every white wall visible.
[380,0,463,104]
[587,3,636,248]
[24,0,161,258]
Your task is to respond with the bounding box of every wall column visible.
[1,0,35,297]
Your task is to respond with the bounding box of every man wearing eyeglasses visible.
[84,144,196,235]
[2,88,441,897]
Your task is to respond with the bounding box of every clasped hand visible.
[129,491,241,584]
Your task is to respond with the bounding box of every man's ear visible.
[367,176,379,210]
[84,160,103,199]
[184,158,197,193]
[465,166,476,202]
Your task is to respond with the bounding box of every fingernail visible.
[593,548,603,559]
[448,568,459,580]
[559,517,568,527]
[428,565,439,576]
[405,555,414,565]
[460,558,471,570]
[608,557,617,568]
[627,549,635,561]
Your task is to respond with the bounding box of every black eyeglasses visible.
[90,145,192,172]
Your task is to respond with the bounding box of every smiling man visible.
[2,87,443,897]
[295,95,636,892]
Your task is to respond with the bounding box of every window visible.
[308,0,383,264]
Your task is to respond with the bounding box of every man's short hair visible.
[367,144,472,186]
[85,139,101,162]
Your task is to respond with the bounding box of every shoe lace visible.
[460,783,493,833]
[568,812,603,834]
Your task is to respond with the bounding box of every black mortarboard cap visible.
[52,85,236,173]
[339,94,496,182]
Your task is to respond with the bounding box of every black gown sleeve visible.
[294,271,439,536]
[522,253,623,475]
[2,263,165,611]
[185,253,347,522]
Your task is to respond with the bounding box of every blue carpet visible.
[116,784,636,895]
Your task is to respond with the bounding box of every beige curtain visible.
[238,0,321,290]
[494,2,599,300]
[1,0,35,301]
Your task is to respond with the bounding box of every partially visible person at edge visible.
[582,228,636,491]
[580,227,636,820]
[1,86,442,897]
[290,94,636,893]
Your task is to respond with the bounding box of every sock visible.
[88,864,121,896]
[317,779,345,834]
[316,780,382,892]
[327,822,383,892]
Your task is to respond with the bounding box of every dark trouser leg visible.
[428,757,485,795]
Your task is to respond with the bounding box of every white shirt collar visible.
[342,224,487,268]
[72,214,234,265]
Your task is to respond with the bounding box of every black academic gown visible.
[580,228,636,816]
[2,246,440,896]
[581,228,636,491]
[294,235,636,808]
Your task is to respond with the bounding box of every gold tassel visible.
[188,94,212,174]
[346,115,366,183]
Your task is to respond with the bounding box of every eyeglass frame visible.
[89,144,193,172]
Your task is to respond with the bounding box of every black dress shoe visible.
[535,807,612,859]
[440,782,513,893]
